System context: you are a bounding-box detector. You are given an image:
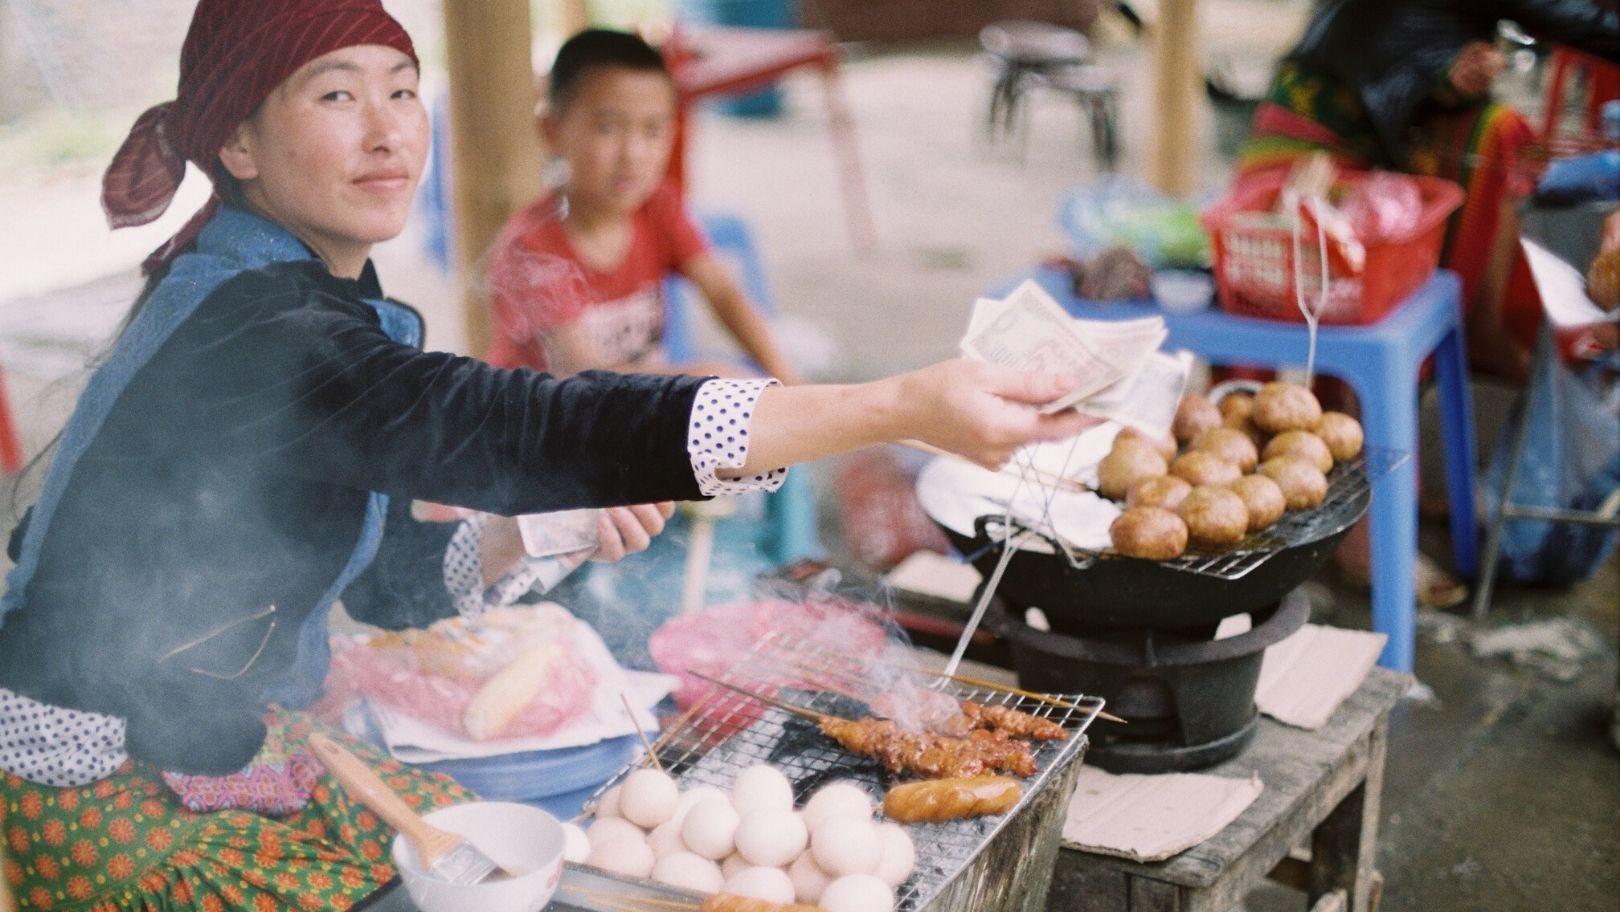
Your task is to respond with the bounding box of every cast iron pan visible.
[939,463,1370,634]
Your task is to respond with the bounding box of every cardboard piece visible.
[1255,623,1386,730]
[1063,766,1263,863]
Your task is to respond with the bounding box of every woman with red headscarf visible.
[0,2,1090,908]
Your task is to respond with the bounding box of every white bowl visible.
[392,801,565,912]
[1151,270,1215,314]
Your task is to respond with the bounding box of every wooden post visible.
[559,0,591,35]
[1148,0,1203,197]
[441,0,544,357]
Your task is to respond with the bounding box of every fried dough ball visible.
[1259,456,1329,510]
[1262,429,1334,474]
[1253,382,1323,434]
[1228,474,1286,532]
[1109,506,1190,560]
[1177,486,1250,547]
[1169,451,1242,488]
[1127,474,1193,512]
[1313,411,1364,462]
[1189,426,1259,472]
[1116,426,1177,462]
[1217,391,1254,422]
[1172,393,1223,445]
[1097,447,1169,501]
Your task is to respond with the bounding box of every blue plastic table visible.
[994,268,1479,671]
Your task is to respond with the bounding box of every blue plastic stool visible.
[999,268,1479,672]
[664,211,821,565]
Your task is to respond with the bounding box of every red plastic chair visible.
[0,361,23,474]
[663,23,876,251]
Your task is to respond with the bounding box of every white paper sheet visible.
[362,617,678,763]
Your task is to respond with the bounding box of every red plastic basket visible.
[1201,171,1464,325]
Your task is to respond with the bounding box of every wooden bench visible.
[1048,667,1409,912]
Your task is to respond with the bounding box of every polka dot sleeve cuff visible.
[0,686,128,786]
[688,378,787,496]
[445,515,581,615]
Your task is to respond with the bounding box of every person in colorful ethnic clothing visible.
[0,2,1095,909]
[1239,0,1618,383]
[1235,0,1617,606]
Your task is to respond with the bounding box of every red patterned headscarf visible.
[102,0,417,274]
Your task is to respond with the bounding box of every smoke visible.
[474,235,595,368]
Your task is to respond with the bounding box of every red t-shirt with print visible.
[484,181,708,371]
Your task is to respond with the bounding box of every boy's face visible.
[547,68,677,217]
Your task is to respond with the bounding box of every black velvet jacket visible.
[0,259,706,773]
[1289,0,1618,163]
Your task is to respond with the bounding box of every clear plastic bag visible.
[1058,177,1211,269]
[1482,353,1620,584]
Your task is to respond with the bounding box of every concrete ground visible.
[1,3,1616,910]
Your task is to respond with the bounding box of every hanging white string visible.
[941,428,1089,678]
[1290,196,1331,385]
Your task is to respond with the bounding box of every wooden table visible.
[1048,667,1409,912]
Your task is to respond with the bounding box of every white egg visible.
[561,822,591,864]
[729,764,795,816]
[720,852,752,880]
[789,851,835,904]
[810,813,882,877]
[672,784,729,827]
[819,873,896,912]
[647,819,687,860]
[620,767,681,829]
[680,798,741,860]
[734,808,808,867]
[872,822,916,887]
[803,781,875,831]
[595,783,624,818]
[723,866,796,904]
[587,816,645,848]
[585,834,655,879]
[651,851,725,894]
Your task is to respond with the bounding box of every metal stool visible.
[979,20,1090,144]
[1025,63,1121,171]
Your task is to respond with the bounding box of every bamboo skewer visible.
[559,887,693,910]
[620,693,665,772]
[861,656,1128,724]
[688,671,834,725]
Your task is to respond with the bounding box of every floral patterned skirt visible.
[1,714,472,911]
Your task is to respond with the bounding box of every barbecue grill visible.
[559,631,1102,912]
[919,448,1401,772]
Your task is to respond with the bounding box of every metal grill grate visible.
[981,446,1407,582]
[578,631,1101,911]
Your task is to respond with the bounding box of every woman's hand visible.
[479,504,674,582]
[1448,41,1505,98]
[893,359,1100,469]
[586,502,675,563]
[733,360,1099,475]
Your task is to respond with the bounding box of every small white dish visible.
[1151,270,1215,314]
[392,801,565,912]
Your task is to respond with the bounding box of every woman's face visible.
[221,44,427,277]
[545,68,677,218]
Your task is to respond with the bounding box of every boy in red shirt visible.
[485,29,801,383]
